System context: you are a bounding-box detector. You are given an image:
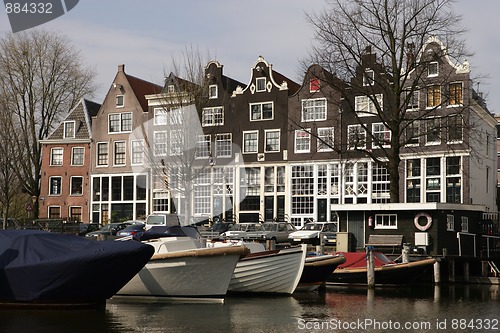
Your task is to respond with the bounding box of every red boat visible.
[327,252,435,286]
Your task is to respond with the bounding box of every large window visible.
[48,206,61,219]
[317,127,334,152]
[301,98,326,122]
[215,133,232,157]
[70,176,83,195]
[154,108,168,125]
[114,141,126,165]
[426,85,441,108]
[109,112,132,133]
[354,94,383,115]
[446,156,461,203]
[291,165,314,215]
[406,159,421,203]
[426,117,441,144]
[426,157,441,202]
[372,123,391,148]
[71,147,84,166]
[202,107,224,126]
[372,163,390,203]
[405,121,420,146]
[97,143,108,166]
[449,82,463,106]
[265,130,280,152]
[154,131,168,156]
[50,148,63,166]
[294,129,311,153]
[169,130,183,156]
[250,102,273,121]
[403,88,419,110]
[195,134,211,158]
[49,176,62,195]
[243,131,258,154]
[447,114,463,142]
[131,140,143,165]
[348,124,366,149]
[69,207,82,222]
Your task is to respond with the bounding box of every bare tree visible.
[304,0,474,202]
[0,30,96,218]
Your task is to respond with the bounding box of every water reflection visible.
[0,285,499,333]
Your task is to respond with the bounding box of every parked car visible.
[85,222,133,239]
[200,222,235,239]
[145,213,180,229]
[245,222,296,243]
[78,223,103,236]
[116,223,146,237]
[221,222,259,240]
[288,222,338,246]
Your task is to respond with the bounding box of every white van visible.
[145,213,180,230]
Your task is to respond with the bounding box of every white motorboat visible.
[116,235,248,301]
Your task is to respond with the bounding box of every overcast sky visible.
[0,0,498,114]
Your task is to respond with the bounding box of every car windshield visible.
[146,216,164,225]
[99,224,112,232]
[302,223,322,231]
[262,224,277,231]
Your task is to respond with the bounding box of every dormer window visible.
[64,121,75,138]
[256,77,266,92]
[209,85,218,99]
[310,79,320,92]
[116,95,124,107]
[428,62,439,77]
[363,69,374,86]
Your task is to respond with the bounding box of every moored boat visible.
[116,235,249,301]
[228,244,307,294]
[327,252,436,286]
[0,229,154,307]
[296,254,346,292]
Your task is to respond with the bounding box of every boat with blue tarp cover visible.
[0,229,154,307]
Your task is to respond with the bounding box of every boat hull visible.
[228,244,306,294]
[117,246,247,298]
[327,258,436,286]
[0,230,154,305]
[296,255,346,292]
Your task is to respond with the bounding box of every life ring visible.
[414,212,432,231]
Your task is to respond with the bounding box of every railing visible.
[481,234,500,258]
[457,232,476,257]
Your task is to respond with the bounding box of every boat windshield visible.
[302,223,322,231]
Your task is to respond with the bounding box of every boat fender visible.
[414,212,432,231]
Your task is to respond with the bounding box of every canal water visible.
[0,284,499,333]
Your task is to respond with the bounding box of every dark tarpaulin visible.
[0,229,153,303]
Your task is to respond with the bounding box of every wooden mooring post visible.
[366,246,375,289]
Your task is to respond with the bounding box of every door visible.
[348,211,365,249]
[317,199,327,222]
[264,197,274,222]
[277,196,285,221]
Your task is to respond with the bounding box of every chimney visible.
[118,64,125,72]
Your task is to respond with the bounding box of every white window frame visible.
[363,69,374,86]
[70,176,83,196]
[264,129,280,153]
[49,176,62,196]
[317,127,334,152]
[447,214,455,231]
[215,133,232,158]
[114,141,126,166]
[301,98,327,122]
[428,61,439,77]
[202,107,224,127]
[195,134,211,159]
[208,84,218,99]
[403,88,419,110]
[354,94,382,116]
[448,82,463,106]
[347,124,366,150]
[426,85,441,108]
[294,129,311,153]
[63,121,76,138]
[96,142,108,167]
[256,77,266,92]
[250,102,273,121]
[154,108,168,126]
[169,129,183,156]
[131,139,143,165]
[243,130,258,154]
[154,131,168,156]
[50,147,63,166]
[372,123,391,149]
[71,147,85,166]
[374,214,397,229]
[425,117,441,145]
[461,216,469,232]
